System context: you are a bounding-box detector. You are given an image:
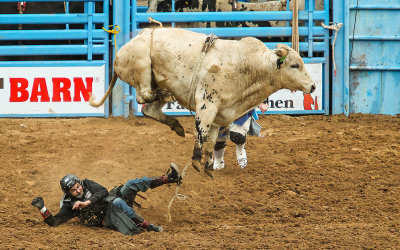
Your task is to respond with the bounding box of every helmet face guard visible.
[60,174,81,194]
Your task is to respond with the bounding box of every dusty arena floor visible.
[1,114,399,249]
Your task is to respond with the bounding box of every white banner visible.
[0,66,105,115]
[136,63,323,114]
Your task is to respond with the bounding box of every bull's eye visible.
[291,64,300,69]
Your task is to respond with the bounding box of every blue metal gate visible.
[111,0,330,117]
[0,0,110,117]
[333,0,400,115]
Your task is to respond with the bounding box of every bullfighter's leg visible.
[203,125,219,178]
[142,99,185,137]
[213,132,228,170]
[192,101,218,175]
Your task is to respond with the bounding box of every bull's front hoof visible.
[192,160,201,172]
[204,167,215,178]
[173,126,185,137]
[171,119,185,137]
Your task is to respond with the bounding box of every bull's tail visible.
[89,71,118,107]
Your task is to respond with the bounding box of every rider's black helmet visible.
[60,174,81,194]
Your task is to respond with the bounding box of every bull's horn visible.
[275,43,290,57]
[275,47,289,58]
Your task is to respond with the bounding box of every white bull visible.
[90,28,316,178]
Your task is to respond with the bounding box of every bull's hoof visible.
[173,126,185,137]
[192,160,201,172]
[204,167,215,178]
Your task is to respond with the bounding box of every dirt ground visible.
[0,114,399,249]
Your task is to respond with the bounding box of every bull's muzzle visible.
[310,84,316,93]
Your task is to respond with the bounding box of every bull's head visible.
[275,44,316,94]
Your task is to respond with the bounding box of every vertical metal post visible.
[123,0,133,118]
[343,0,350,115]
[104,0,110,117]
[112,0,125,116]
[307,0,314,57]
[131,0,137,33]
[323,0,330,114]
[332,0,348,115]
[130,0,139,115]
[172,0,175,27]
[65,2,69,30]
[87,1,94,61]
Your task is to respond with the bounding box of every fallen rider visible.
[31,163,182,235]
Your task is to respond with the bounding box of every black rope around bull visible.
[187,34,218,117]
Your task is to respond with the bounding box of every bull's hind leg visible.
[117,41,157,104]
[142,99,185,137]
[132,65,159,104]
[203,125,219,178]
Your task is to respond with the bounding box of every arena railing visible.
[0,0,110,117]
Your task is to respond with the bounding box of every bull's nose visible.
[310,84,316,93]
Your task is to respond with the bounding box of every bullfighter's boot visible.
[213,148,225,170]
[236,144,247,169]
[149,163,182,188]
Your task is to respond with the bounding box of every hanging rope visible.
[148,17,163,57]
[148,17,163,27]
[321,22,343,76]
[291,0,299,53]
[102,25,121,52]
[166,159,191,222]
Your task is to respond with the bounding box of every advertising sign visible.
[0,66,105,116]
[135,63,323,115]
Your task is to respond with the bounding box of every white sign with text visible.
[0,66,105,115]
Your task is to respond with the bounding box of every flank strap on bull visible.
[187,34,218,115]
[102,25,121,52]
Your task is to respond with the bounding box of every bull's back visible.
[152,28,207,55]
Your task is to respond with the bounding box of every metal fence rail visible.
[0,0,110,117]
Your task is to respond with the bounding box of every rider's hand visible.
[72,200,91,210]
[31,197,45,209]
